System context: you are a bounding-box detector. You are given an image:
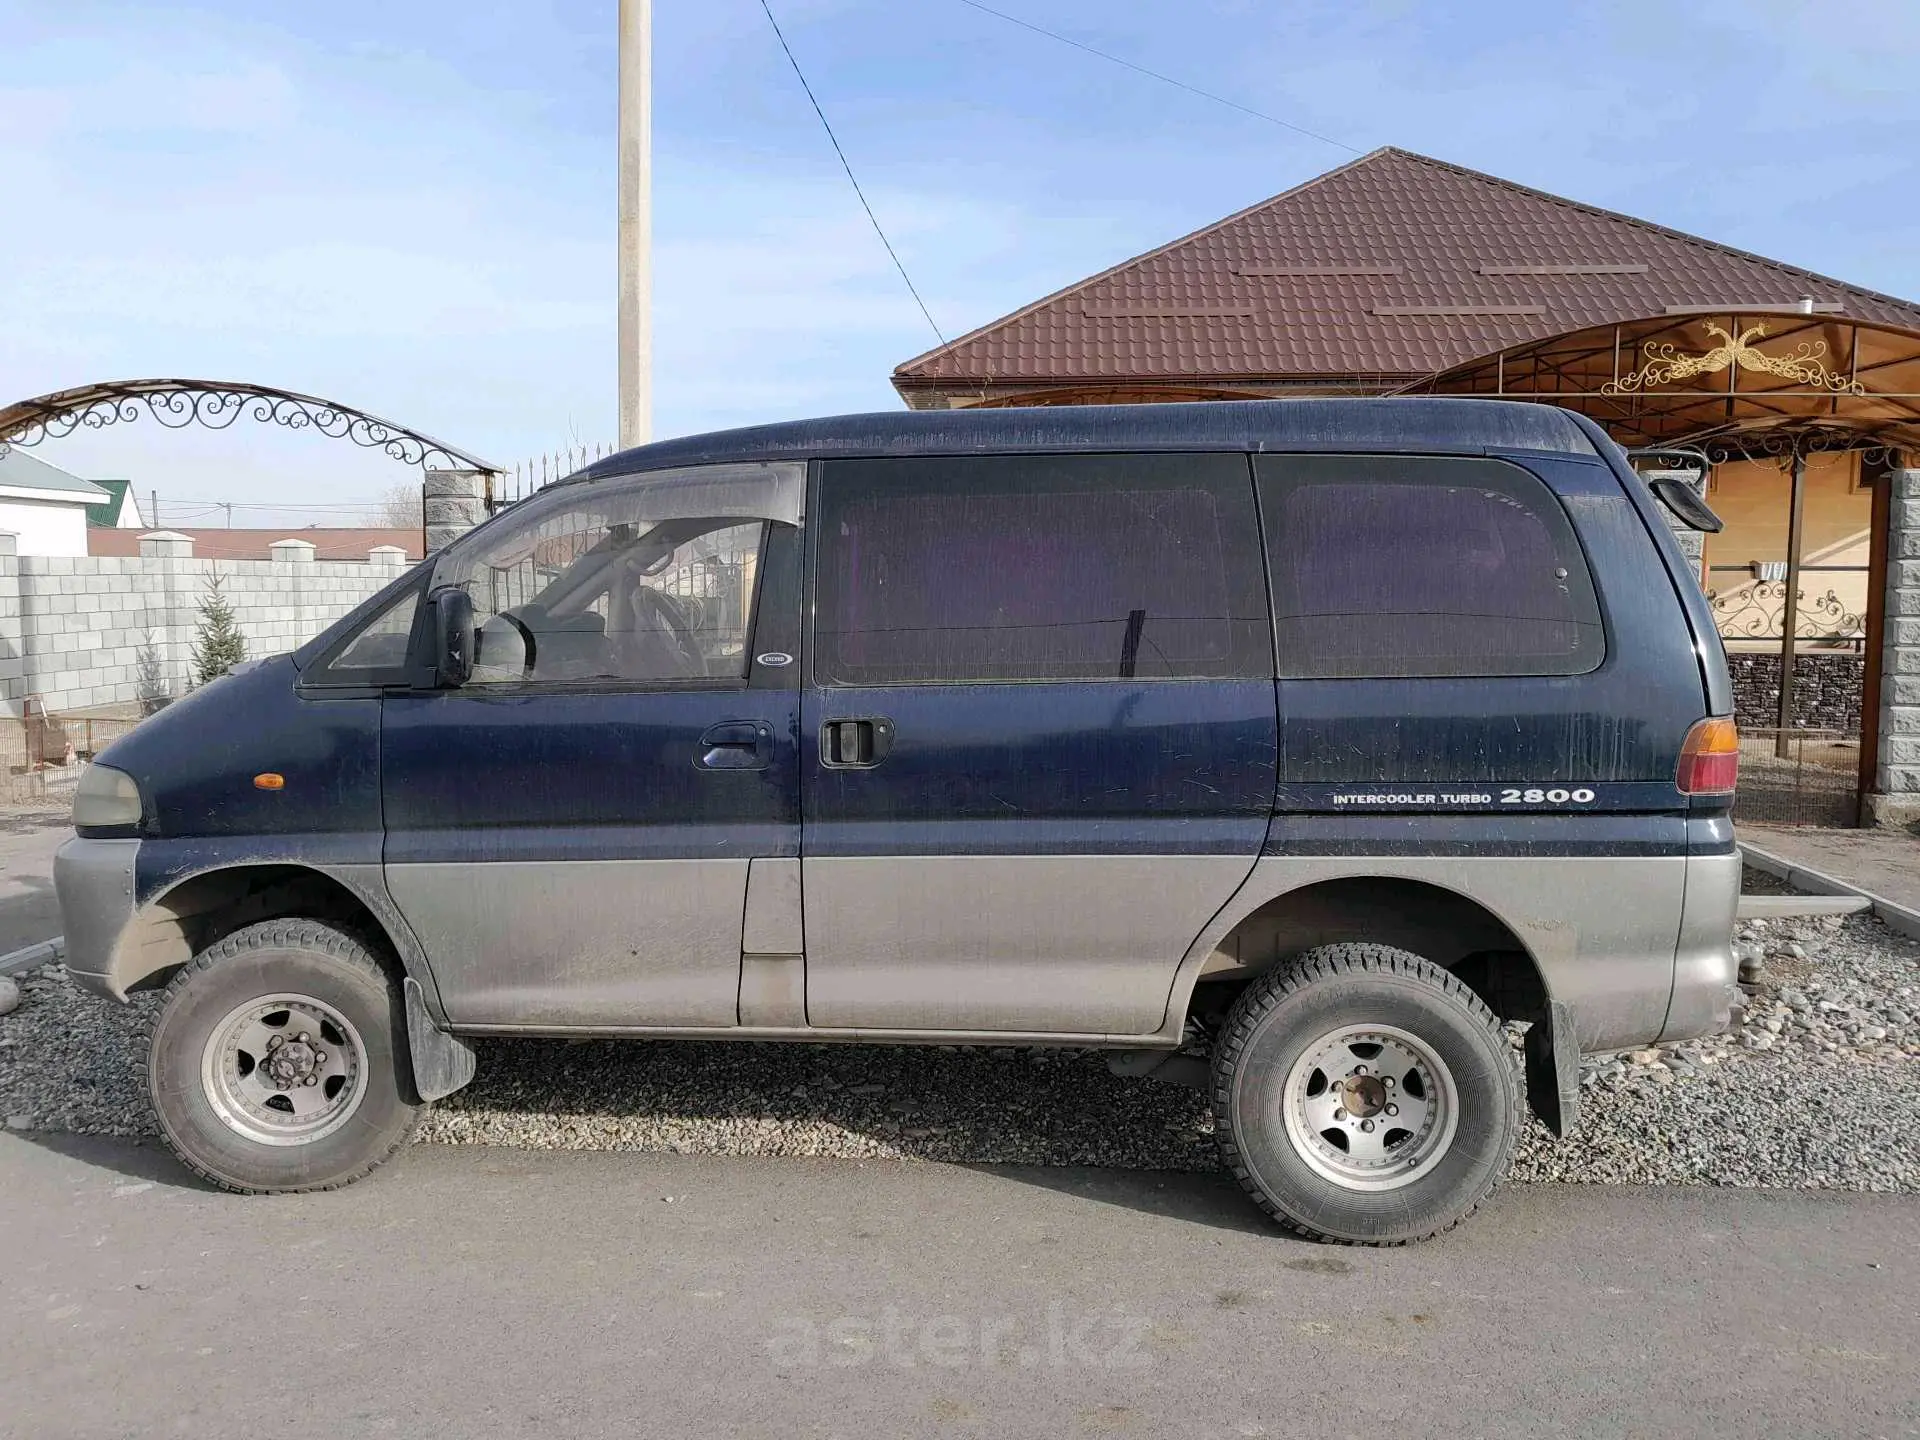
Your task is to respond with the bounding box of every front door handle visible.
[697,720,771,770]
[820,717,894,769]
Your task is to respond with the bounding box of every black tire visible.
[1212,943,1520,1245]
[148,919,423,1194]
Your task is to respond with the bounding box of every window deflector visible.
[430,460,805,591]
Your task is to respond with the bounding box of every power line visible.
[159,503,397,514]
[163,502,388,509]
[756,0,949,346]
[143,502,416,526]
[949,0,1363,155]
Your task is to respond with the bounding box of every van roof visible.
[583,397,1602,483]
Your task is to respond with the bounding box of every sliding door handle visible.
[820,717,893,768]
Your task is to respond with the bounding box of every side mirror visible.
[430,587,475,687]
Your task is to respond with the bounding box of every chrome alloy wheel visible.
[199,993,369,1146]
[1282,1024,1459,1191]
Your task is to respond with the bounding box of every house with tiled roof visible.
[892,148,1920,828]
[894,146,1920,408]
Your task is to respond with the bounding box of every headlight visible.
[72,764,143,830]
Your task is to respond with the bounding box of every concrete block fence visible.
[0,530,410,720]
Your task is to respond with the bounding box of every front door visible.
[800,453,1277,1036]
[382,464,804,1029]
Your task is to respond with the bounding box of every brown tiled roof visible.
[87,527,423,562]
[893,147,1920,393]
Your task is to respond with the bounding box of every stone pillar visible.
[1670,528,1705,574]
[1642,467,1707,576]
[138,530,194,559]
[1866,469,1920,828]
[368,544,409,569]
[0,532,24,723]
[424,469,490,553]
[269,538,318,564]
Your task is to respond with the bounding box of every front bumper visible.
[53,836,141,1000]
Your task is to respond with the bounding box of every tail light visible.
[1677,717,1739,794]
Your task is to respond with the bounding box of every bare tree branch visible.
[373,483,423,529]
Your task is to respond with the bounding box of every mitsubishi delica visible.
[53,398,1741,1244]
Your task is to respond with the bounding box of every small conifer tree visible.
[193,571,247,685]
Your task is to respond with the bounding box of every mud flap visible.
[404,977,478,1103]
[1105,1049,1210,1089]
[1524,999,1580,1138]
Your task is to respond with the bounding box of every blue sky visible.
[3,0,1918,523]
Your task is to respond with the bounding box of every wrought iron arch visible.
[0,378,501,475]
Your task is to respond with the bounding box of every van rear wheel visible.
[148,920,423,1193]
[1213,944,1520,1245]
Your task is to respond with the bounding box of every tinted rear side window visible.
[1258,455,1604,679]
[814,454,1269,684]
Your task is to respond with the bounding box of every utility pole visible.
[149,490,160,530]
[617,0,653,450]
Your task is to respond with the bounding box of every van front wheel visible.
[1213,944,1520,1245]
[148,920,423,1193]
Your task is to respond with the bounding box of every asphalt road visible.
[0,807,67,958]
[3,1135,1916,1440]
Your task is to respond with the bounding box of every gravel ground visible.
[4,877,1915,1189]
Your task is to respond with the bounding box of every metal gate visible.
[1685,442,1893,827]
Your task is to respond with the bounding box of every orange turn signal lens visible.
[1676,717,1739,795]
[253,772,286,791]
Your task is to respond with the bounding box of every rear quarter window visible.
[1258,455,1605,679]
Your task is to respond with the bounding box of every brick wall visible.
[0,531,409,719]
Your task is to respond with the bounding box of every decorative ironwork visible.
[1627,444,1711,476]
[0,379,500,475]
[492,441,618,510]
[1685,424,1905,469]
[1705,580,1866,644]
[1602,322,1867,397]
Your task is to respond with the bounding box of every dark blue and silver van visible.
[54,398,1740,1243]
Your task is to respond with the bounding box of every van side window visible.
[813,454,1269,685]
[442,500,768,686]
[1259,455,1604,679]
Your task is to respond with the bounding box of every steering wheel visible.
[631,586,704,675]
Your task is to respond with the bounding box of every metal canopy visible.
[1396,311,1920,458]
[1406,312,1920,823]
[0,378,501,475]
